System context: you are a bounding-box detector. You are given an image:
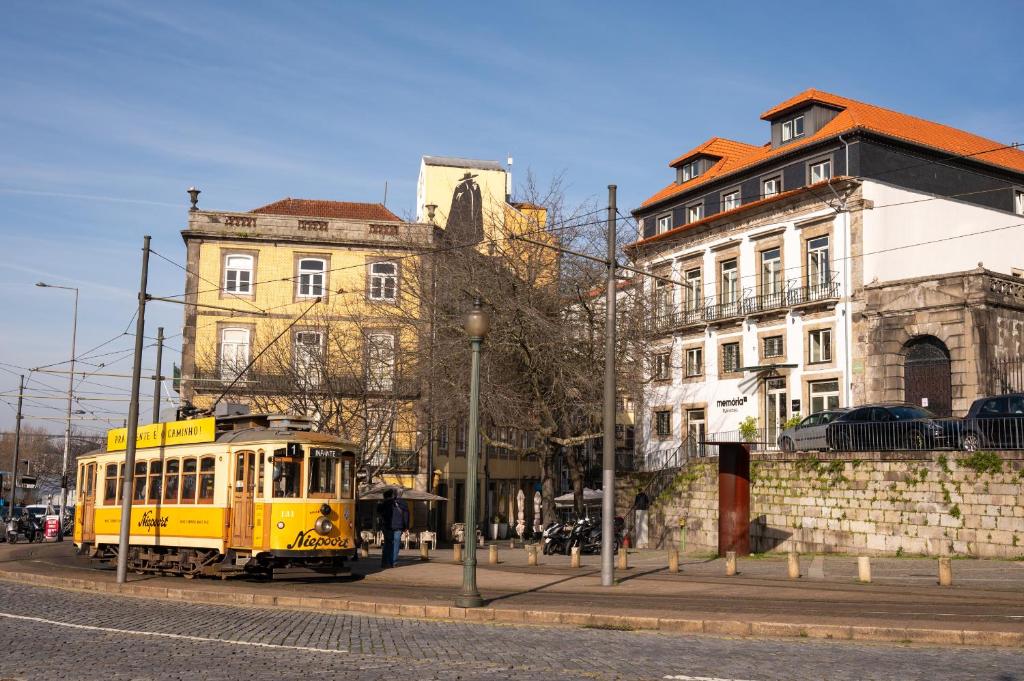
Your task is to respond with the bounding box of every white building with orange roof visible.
[628,89,1024,461]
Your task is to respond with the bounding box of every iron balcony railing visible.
[648,273,840,332]
[705,416,1024,453]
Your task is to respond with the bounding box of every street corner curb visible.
[962,630,1024,648]
[703,620,753,637]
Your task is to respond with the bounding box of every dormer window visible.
[656,214,672,234]
[781,115,805,143]
[679,160,701,183]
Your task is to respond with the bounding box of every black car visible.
[960,393,1024,451]
[826,404,949,451]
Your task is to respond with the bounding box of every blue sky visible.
[2,1,1022,433]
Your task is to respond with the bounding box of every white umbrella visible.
[515,489,526,539]
[554,487,603,507]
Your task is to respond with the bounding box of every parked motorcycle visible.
[541,521,570,555]
[5,513,40,544]
[566,516,625,555]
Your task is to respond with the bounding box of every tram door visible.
[81,462,96,542]
[230,451,257,547]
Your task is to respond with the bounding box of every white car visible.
[777,409,849,452]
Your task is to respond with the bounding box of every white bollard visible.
[858,556,872,583]
[527,544,538,566]
[787,551,800,580]
[668,548,679,573]
[570,546,581,568]
[938,556,953,586]
[617,547,628,570]
[725,551,737,576]
[453,542,463,563]
[489,544,499,565]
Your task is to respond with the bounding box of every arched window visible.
[298,258,326,297]
[224,254,253,294]
[369,262,398,301]
[220,327,250,379]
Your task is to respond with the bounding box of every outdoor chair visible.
[419,530,437,550]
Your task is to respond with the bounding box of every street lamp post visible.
[37,282,78,541]
[455,298,488,609]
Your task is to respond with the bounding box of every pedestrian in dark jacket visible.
[376,488,409,568]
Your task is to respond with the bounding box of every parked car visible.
[826,403,952,451]
[960,393,1024,451]
[777,409,849,452]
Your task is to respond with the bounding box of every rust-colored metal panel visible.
[717,443,751,557]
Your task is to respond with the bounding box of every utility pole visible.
[152,327,164,424]
[59,288,78,541]
[7,375,24,513]
[600,185,617,587]
[116,235,151,584]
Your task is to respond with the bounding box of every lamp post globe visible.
[464,298,489,340]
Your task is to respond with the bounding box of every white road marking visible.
[664,676,759,681]
[0,611,349,654]
[863,611,1024,619]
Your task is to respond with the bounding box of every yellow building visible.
[178,197,432,490]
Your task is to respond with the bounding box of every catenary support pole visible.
[116,235,151,584]
[58,288,78,542]
[7,375,24,513]
[152,327,164,424]
[601,185,617,587]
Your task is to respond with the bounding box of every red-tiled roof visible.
[641,89,1024,210]
[251,198,401,222]
[668,137,761,168]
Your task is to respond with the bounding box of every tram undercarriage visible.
[85,543,352,579]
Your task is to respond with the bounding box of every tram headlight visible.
[319,503,332,517]
[314,516,334,536]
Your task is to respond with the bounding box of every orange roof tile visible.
[251,198,401,222]
[668,137,761,168]
[641,89,1024,210]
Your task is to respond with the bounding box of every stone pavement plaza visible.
[2,542,1023,645]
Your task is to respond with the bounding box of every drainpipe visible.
[838,134,854,407]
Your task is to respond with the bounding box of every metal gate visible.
[904,337,952,416]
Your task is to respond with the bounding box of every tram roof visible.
[77,426,358,459]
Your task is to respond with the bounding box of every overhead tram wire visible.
[149,247,269,316]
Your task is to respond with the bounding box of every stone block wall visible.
[620,450,1024,558]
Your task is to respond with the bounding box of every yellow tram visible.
[73,413,359,578]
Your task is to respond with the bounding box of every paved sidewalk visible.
[2,542,1023,647]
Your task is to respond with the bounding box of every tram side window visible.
[257,451,265,498]
[198,456,216,504]
[308,457,336,498]
[164,459,180,504]
[104,464,118,504]
[181,458,198,504]
[272,457,301,498]
[132,462,147,502]
[148,461,163,503]
[341,457,353,499]
[86,463,96,497]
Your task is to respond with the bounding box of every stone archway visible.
[903,335,952,416]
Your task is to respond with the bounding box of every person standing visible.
[376,488,409,568]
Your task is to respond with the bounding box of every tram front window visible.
[308,457,336,498]
[272,457,301,498]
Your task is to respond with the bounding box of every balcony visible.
[648,273,840,333]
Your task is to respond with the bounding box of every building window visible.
[220,327,250,379]
[807,236,831,288]
[760,247,782,297]
[721,190,740,212]
[764,335,784,358]
[297,258,326,298]
[782,115,805,142]
[657,214,672,234]
[722,342,741,373]
[224,254,253,294]
[809,379,840,413]
[684,268,702,311]
[294,330,323,385]
[686,409,706,454]
[809,159,832,183]
[687,203,704,223]
[654,410,673,438]
[369,262,398,301]
[763,176,781,199]
[679,160,701,182]
[653,352,671,381]
[685,347,703,377]
[809,329,832,363]
[653,276,672,323]
[438,425,449,452]
[1015,190,1024,216]
[720,259,739,304]
[366,332,396,391]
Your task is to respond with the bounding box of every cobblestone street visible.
[0,582,1020,681]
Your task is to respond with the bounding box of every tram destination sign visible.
[309,447,347,459]
[107,417,216,452]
